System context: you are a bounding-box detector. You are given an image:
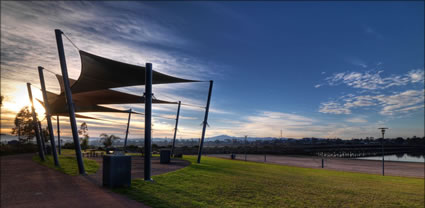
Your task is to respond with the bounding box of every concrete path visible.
[1,154,188,208]
[210,154,424,178]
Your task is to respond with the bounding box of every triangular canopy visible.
[52,75,177,105]
[37,97,132,115]
[45,90,171,115]
[66,50,199,94]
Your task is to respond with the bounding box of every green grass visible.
[114,156,424,208]
[32,153,100,176]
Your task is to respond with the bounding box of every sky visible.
[1,1,424,140]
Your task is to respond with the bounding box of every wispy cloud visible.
[345,117,368,123]
[319,101,351,114]
[205,110,418,139]
[316,69,424,90]
[1,1,227,138]
[319,90,424,116]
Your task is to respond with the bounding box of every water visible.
[357,154,424,163]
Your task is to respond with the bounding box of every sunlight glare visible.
[3,83,46,120]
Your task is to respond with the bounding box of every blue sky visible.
[1,1,424,139]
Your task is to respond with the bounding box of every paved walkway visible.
[211,154,424,178]
[1,154,189,208]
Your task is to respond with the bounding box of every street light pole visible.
[378,127,388,176]
[244,135,247,161]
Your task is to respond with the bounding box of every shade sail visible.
[54,75,177,105]
[67,50,199,93]
[37,98,129,115]
[45,91,169,115]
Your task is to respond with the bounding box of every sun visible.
[2,83,46,120]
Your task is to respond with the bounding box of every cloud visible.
[375,90,425,116]
[205,110,419,139]
[319,89,424,116]
[1,1,227,138]
[318,69,424,90]
[319,101,351,115]
[345,117,368,123]
[206,111,318,138]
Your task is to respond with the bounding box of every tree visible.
[78,122,89,150]
[11,106,37,143]
[99,133,120,149]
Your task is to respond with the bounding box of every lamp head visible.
[378,127,388,134]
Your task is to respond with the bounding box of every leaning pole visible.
[57,115,61,155]
[123,109,132,152]
[38,121,47,154]
[171,101,181,157]
[55,29,85,174]
[197,80,213,163]
[27,83,45,161]
[144,63,153,181]
[38,66,60,166]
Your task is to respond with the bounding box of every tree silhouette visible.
[99,133,120,149]
[78,122,89,150]
[11,106,36,143]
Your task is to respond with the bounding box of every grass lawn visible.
[32,153,100,176]
[114,156,424,208]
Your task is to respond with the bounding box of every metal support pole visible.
[144,63,153,181]
[55,29,85,174]
[38,66,60,166]
[123,109,132,152]
[171,101,181,157]
[38,121,46,154]
[264,154,266,162]
[197,80,213,163]
[57,115,61,155]
[27,83,45,161]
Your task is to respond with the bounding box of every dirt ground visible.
[210,154,424,178]
[0,154,189,208]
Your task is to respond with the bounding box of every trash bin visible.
[45,145,51,155]
[103,155,131,188]
[160,149,171,164]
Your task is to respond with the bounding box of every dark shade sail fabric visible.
[67,50,199,93]
[44,91,169,115]
[37,97,128,115]
[54,75,177,105]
